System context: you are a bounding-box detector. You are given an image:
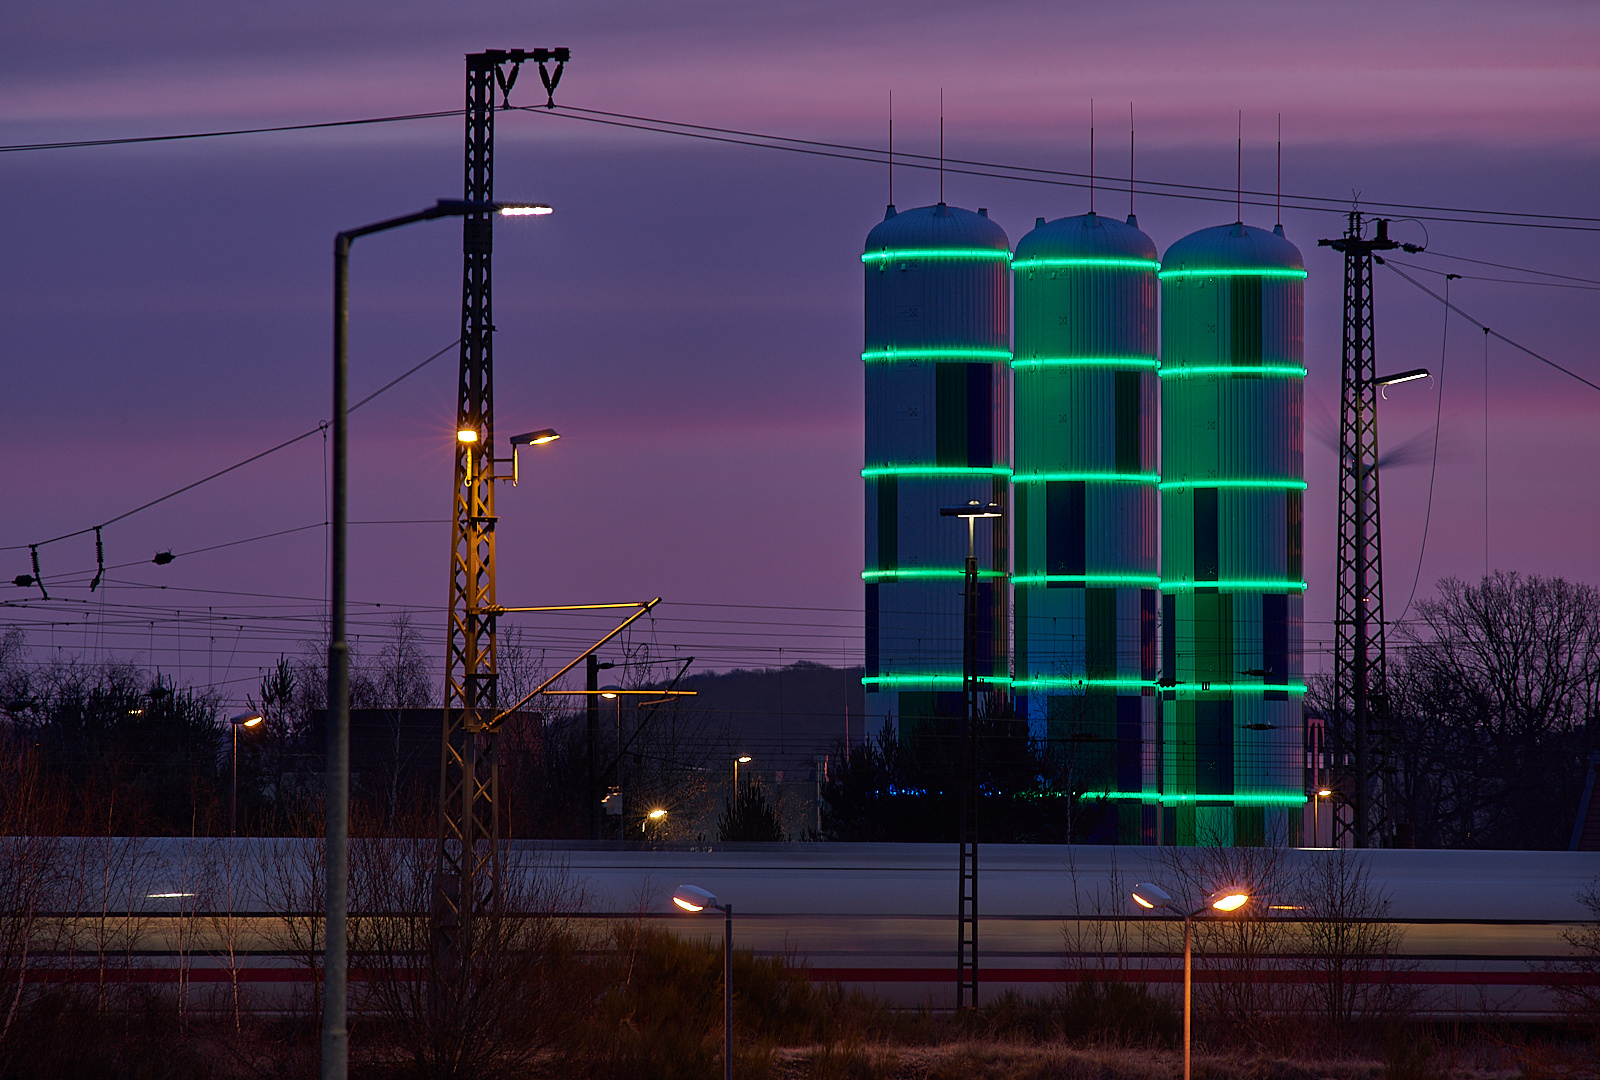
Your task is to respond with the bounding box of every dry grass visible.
[765,1042,1528,1080]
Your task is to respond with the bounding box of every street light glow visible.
[648,808,667,820]
[498,204,553,216]
[456,429,479,444]
[672,884,718,912]
[1211,892,1249,912]
[737,756,752,764]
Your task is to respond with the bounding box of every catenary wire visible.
[2,339,458,555]
[3,99,1594,229]
[1380,261,1600,394]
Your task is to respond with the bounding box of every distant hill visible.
[681,662,866,779]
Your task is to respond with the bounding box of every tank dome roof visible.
[863,202,1009,254]
[1161,221,1303,273]
[1013,211,1156,263]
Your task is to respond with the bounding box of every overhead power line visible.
[0,109,462,153]
[2,338,458,555]
[540,104,1600,229]
[1381,260,1600,394]
[3,100,1595,231]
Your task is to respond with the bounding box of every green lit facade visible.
[863,203,1011,739]
[1012,212,1160,844]
[1159,222,1307,845]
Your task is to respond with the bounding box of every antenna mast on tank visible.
[939,88,945,203]
[1276,114,1283,230]
[888,91,895,212]
[1128,103,1136,223]
[1089,98,1095,213]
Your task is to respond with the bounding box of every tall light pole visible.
[733,755,751,800]
[328,197,548,1080]
[940,499,1002,1011]
[601,684,622,841]
[1130,883,1251,1080]
[228,711,263,839]
[673,885,734,1080]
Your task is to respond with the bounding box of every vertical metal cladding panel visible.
[863,204,1011,740]
[1159,222,1305,845]
[1012,213,1159,833]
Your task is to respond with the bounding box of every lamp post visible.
[1130,883,1251,1080]
[939,499,1002,1011]
[228,711,264,839]
[733,755,752,800]
[328,198,549,1080]
[1313,787,1333,847]
[601,684,622,841]
[673,885,734,1080]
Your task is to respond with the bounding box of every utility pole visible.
[586,653,614,840]
[1317,214,1418,849]
[437,45,567,988]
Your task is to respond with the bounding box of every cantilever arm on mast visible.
[490,597,662,724]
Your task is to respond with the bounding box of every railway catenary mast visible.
[862,202,1011,740]
[1158,221,1306,846]
[1011,211,1160,844]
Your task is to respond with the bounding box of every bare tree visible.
[1389,573,1600,848]
[1157,829,1296,1045]
[1291,848,1416,1037]
[347,831,586,1079]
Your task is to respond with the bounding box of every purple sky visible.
[3,1,1597,705]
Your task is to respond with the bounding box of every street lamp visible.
[1313,787,1334,847]
[733,755,752,799]
[673,885,734,1080]
[1130,883,1252,1080]
[506,428,560,486]
[602,684,622,840]
[229,711,264,839]
[328,197,550,1078]
[939,499,1002,1012]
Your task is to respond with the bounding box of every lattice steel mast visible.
[943,501,999,1010]
[437,46,566,976]
[1318,214,1407,849]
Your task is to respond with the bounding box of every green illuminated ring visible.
[1159,479,1306,491]
[862,568,1006,582]
[862,675,1013,688]
[1013,574,1159,587]
[862,466,1012,479]
[1159,365,1307,379]
[862,248,1010,264]
[1012,357,1159,371]
[862,348,1012,363]
[1159,267,1307,279]
[1161,579,1307,592]
[1014,472,1159,485]
[1013,677,1154,691]
[1165,681,1308,694]
[1012,256,1158,271]
[1078,791,1307,807]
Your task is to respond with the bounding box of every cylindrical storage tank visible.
[1159,221,1306,846]
[1011,211,1160,845]
[863,203,1011,741]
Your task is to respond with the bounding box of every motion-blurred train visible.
[48,840,1600,1017]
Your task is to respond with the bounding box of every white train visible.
[55,840,1600,1018]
